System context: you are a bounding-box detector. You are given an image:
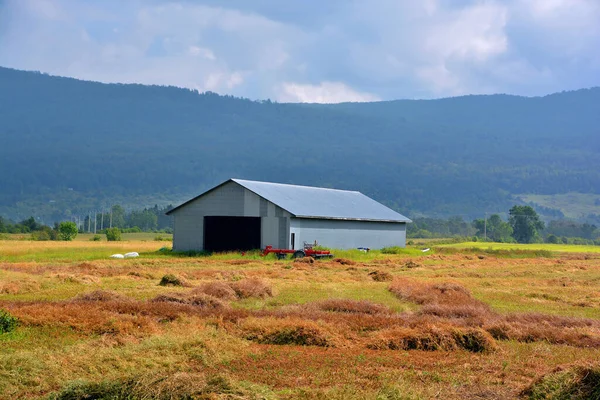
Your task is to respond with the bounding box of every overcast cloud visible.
[0,0,599,102]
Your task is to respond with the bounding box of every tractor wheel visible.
[293,250,306,259]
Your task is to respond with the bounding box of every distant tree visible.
[105,227,121,242]
[473,214,513,242]
[58,221,78,241]
[110,205,126,229]
[127,209,158,231]
[0,217,5,233]
[509,205,545,243]
[19,216,43,232]
[546,234,560,244]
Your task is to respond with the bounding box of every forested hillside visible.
[1,66,599,223]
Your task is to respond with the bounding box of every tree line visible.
[408,206,600,245]
[0,204,173,239]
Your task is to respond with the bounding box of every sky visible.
[0,0,599,103]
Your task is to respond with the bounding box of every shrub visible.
[31,230,50,241]
[89,234,102,241]
[0,309,19,333]
[159,274,184,287]
[546,234,560,244]
[105,228,121,241]
[58,221,78,241]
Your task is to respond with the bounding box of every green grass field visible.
[517,192,600,219]
[1,239,600,399]
[436,241,600,253]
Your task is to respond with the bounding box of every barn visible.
[166,178,411,252]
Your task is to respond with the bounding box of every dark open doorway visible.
[204,216,261,252]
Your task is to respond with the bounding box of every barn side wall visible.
[171,182,290,251]
[289,218,406,250]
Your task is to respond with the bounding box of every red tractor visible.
[262,242,333,259]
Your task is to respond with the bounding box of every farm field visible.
[516,192,600,220]
[1,241,600,399]
[436,241,600,254]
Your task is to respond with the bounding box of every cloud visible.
[280,81,380,103]
[0,0,598,101]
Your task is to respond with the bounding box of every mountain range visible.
[1,66,599,224]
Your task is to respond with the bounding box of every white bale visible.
[124,252,139,258]
[110,254,125,259]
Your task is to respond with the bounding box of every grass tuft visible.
[158,274,185,287]
[0,308,19,333]
[522,364,600,400]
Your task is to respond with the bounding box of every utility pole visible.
[100,208,104,231]
[88,212,91,233]
[94,211,97,234]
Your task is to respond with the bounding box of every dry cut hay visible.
[73,290,131,303]
[193,281,238,300]
[230,278,274,299]
[240,317,336,347]
[0,279,40,294]
[151,292,227,310]
[369,270,393,282]
[367,324,497,353]
[312,299,392,315]
[521,363,600,400]
[332,258,356,265]
[47,372,250,400]
[389,278,600,348]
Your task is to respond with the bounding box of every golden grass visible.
[1,240,600,398]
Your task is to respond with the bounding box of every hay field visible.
[1,240,600,399]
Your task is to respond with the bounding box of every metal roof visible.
[167,178,410,223]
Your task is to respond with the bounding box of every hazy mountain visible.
[1,66,598,223]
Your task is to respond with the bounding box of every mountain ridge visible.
[1,66,598,223]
